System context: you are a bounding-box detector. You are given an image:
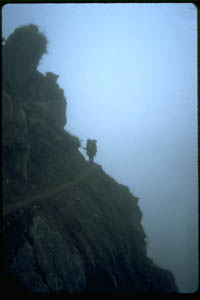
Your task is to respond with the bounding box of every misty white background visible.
[3,3,198,293]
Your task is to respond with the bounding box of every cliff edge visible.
[2,25,179,294]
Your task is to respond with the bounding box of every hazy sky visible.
[2,3,198,293]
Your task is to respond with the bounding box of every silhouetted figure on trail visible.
[86,139,97,165]
[80,139,97,164]
[81,139,97,165]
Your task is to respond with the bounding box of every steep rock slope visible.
[2,25,179,294]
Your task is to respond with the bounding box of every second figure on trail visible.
[86,139,97,165]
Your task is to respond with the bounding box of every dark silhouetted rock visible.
[3,24,47,88]
[3,25,179,295]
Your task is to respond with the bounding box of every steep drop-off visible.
[2,25,179,294]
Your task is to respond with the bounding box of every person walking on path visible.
[81,139,97,165]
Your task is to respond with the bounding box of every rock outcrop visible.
[2,25,179,294]
[3,24,47,88]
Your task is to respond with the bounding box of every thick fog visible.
[2,3,198,293]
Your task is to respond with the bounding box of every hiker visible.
[87,139,97,164]
[81,139,97,165]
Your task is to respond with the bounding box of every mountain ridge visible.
[2,24,179,294]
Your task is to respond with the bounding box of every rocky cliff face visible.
[2,25,179,294]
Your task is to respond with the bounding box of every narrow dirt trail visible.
[3,165,96,217]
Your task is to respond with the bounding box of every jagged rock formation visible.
[2,25,179,294]
[3,24,47,88]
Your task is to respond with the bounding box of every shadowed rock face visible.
[3,24,47,88]
[9,215,86,293]
[2,25,179,295]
